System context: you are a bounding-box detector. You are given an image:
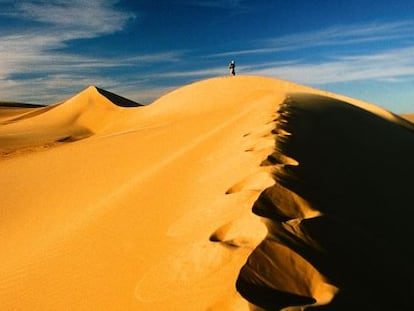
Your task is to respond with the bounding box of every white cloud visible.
[211,20,414,57]
[0,0,135,79]
[13,0,134,38]
[154,67,227,78]
[244,46,414,85]
[0,1,184,103]
[3,3,414,108]
[266,20,414,49]
[209,20,414,87]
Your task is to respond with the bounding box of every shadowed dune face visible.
[237,93,414,310]
[0,102,45,108]
[96,87,142,107]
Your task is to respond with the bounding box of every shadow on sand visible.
[237,93,414,310]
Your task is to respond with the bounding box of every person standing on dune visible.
[229,60,236,76]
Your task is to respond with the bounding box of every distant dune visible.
[0,102,47,122]
[0,101,45,108]
[401,113,414,123]
[0,76,413,310]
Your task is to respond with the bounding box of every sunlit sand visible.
[1,76,413,310]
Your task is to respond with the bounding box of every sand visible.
[0,76,413,310]
[401,113,414,123]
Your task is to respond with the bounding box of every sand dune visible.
[0,102,47,123]
[0,86,142,156]
[0,76,413,310]
[237,93,414,310]
[401,113,414,123]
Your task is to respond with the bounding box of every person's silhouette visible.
[229,60,236,76]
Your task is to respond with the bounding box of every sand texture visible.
[1,76,413,310]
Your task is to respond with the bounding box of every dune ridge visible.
[0,86,143,156]
[401,113,414,123]
[1,76,413,310]
[237,93,414,310]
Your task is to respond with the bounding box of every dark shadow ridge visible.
[274,94,414,246]
[96,87,142,107]
[0,104,58,125]
[237,93,414,310]
[236,277,315,310]
[0,101,45,108]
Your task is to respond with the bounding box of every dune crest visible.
[0,86,142,156]
[237,93,414,310]
[1,76,413,310]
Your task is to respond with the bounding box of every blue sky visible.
[1,0,414,113]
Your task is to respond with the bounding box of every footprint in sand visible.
[209,216,267,249]
[135,241,234,302]
[166,190,259,237]
[136,217,267,302]
[225,170,274,194]
[244,138,275,152]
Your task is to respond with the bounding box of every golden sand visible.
[1,76,413,310]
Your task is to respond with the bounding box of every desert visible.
[1,75,413,310]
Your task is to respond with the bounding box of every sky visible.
[1,0,414,113]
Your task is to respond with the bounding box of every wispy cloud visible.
[153,67,227,79]
[0,0,183,103]
[0,73,175,105]
[244,46,414,85]
[211,20,414,57]
[3,2,414,107]
[8,0,134,38]
[0,74,112,104]
[206,20,414,88]
[266,20,414,49]
[0,0,135,60]
[0,1,133,71]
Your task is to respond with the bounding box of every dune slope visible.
[0,76,413,310]
[237,93,414,310]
